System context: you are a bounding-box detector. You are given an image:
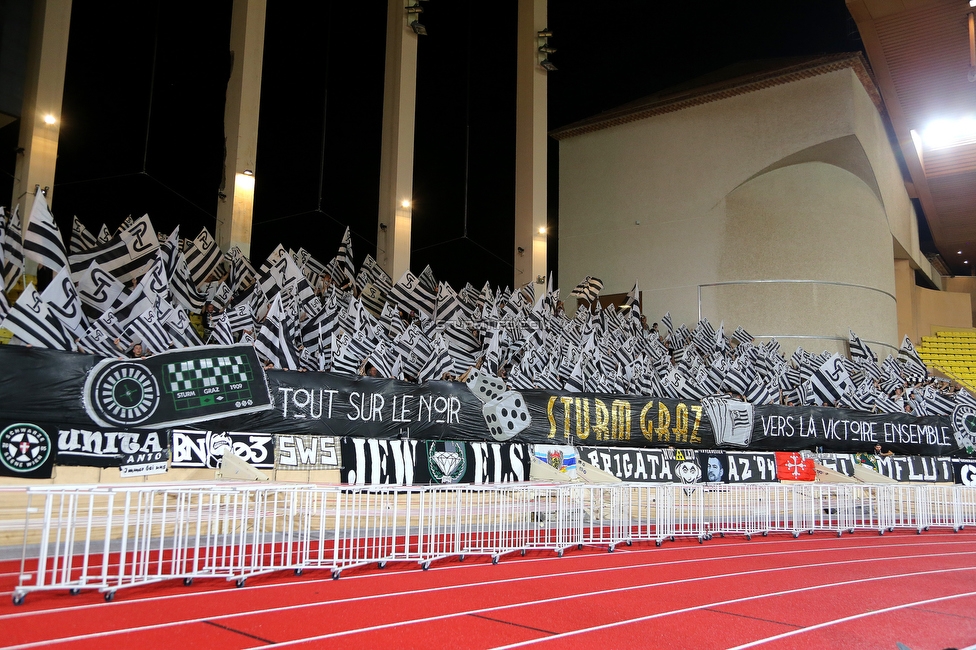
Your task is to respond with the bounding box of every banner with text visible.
[339,438,531,486]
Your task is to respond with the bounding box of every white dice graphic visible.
[466,369,507,404]
[482,390,531,442]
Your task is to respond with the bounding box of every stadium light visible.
[43,114,56,125]
[538,226,547,235]
[411,21,427,35]
[401,199,411,208]
[921,117,976,149]
[541,59,558,72]
[243,169,253,176]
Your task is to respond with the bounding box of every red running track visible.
[1,529,975,649]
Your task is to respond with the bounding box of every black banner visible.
[815,454,857,477]
[170,429,275,469]
[952,459,976,486]
[339,438,530,485]
[0,420,57,479]
[56,427,169,468]
[578,447,702,483]
[0,347,969,458]
[752,405,957,457]
[875,456,953,483]
[82,345,273,430]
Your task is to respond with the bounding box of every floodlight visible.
[921,117,976,149]
[411,20,427,35]
[540,59,557,72]
[539,45,556,54]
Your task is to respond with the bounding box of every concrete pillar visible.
[13,0,71,254]
[376,0,419,280]
[514,0,548,290]
[215,0,266,259]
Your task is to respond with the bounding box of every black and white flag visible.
[23,191,68,273]
[807,353,854,406]
[76,261,126,315]
[127,307,172,354]
[0,283,75,350]
[68,214,159,284]
[1,206,24,289]
[70,216,98,254]
[848,330,877,364]
[336,226,356,289]
[388,270,436,317]
[184,228,224,287]
[570,276,603,303]
[40,265,88,337]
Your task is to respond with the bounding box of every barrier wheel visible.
[70,588,81,595]
[762,532,768,537]
[521,549,526,556]
[698,537,704,545]
[626,540,632,546]
[332,570,341,580]
[792,532,799,539]
[719,533,725,538]
[294,568,304,576]
[608,545,615,553]
[745,534,751,541]
[836,531,842,538]
[378,561,387,569]
[878,530,884,536]
[557,550,563,558]
[924,526,930,532]
[954,527,960,533]
[849,529,855,535]
[492,556,499,565]
[458,555,465,563]
[578,544,583,550]
[670,536,675,542]
[808,530,814,535]
[12,594,24,606]
[655,540,662,547]
[104,591,115,602]
[917,529,922,535]
[183,578,193,586]
[422,561,431,571]
[236,578,246,588]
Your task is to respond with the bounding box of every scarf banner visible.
[56,427,169,469]
[339,438,531,486]
[171,429,275,469]
[0,420,57,479]
[0,347,969,457]
[274,434,340,470]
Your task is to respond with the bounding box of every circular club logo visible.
[88,361,161,427]
[951,404,976,450]
[0,423,52,474]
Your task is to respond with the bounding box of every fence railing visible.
[11,481,975,605]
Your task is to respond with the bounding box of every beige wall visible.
[895,260,973,341]
[558,67,932,355]
[944,276,976,328]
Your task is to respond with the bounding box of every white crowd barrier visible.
[10,481,976,605]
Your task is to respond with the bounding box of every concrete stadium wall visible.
[557,67,934,355]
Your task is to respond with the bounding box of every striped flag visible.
[0,275,7,321]
[157,226,180,278]
[96,223,111,244]
[23,191,68,273]
[570,276,603,303]
[624,280,640,310]
[807,353,854,406]
[732,326,753,345]
[0,283,75,350]
[388,270,436,317]
[163,305,203,348]
[70,216,97,254]
[68,214,160,284]
[40,266,88,337]
[76,322,119,356]
[226,301,254,333]
[848,330,877,363]
[2,206,24,289]
[254,295,299,370]
[126,307,171,354]
[897,335,927,376]
[184,228,224,286]
[662,311,673,336]
[169,253,206,313]
[208,313,235,346]
[335,226,356,289]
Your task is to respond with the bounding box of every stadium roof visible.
[848,0,976,275]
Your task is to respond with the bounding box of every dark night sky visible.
[0,0,863,290]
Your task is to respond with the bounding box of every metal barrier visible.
[11,482,976,605]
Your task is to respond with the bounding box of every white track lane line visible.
[6,550,973,649]
[488,572,976,650]
[2,535,972,619]
[726,592,976,649]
